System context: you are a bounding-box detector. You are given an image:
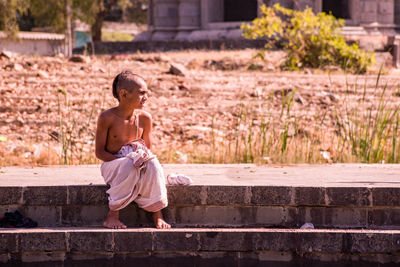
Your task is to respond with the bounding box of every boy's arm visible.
[95,112,118,162]
[141,112,153,150]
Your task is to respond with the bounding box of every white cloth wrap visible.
[100,142,168,212]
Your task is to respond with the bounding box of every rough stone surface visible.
[114,231,152,252]
[23,186,67,205]
[326,187,371,207]
[62,206,108,226]
[19,232,66,251]
[69,231,113,252]
[295,187,325,206]
[0,187,22,205]
[251,186,292,205]
[372,188,400,206]
[0,233,16,253]
[68,185,108,205]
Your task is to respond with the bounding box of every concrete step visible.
[1,227,400,266]
[1,164,400,229]
[1,184,400,229]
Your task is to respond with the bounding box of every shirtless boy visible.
[95,70,170,229]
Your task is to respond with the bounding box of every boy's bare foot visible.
[152,210,171,229]
[103,210,127,229]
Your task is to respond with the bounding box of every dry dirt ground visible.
[0,49,399,166]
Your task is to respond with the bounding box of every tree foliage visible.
[0,0,131,41]
[0,0,29,35]
[241,4,374,73]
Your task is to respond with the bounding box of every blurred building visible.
[136,0,400,53]
[0,31,64,56]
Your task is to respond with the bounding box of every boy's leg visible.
[103,209,127,229]
[152,210,171,229]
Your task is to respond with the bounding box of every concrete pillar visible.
[152,0,179,40]
[377,0,395,24]
[395,0,400,25]
[175,0,201,40]
[359,0,377,24]
[153,0,179,29]
[178,0,201,29]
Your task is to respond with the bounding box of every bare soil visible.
[0,49,399,165]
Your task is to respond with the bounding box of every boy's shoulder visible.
[137,109,152,121]
[98,108,116,120]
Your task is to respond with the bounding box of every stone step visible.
[1,183,400,229]
[1,227,399,265]
[1,164,400,229]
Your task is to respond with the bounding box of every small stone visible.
[0,50,13,59]
[178,83,190,91]
[169,63,187,76]
[69,55,89,63]
[37,70,49,79]
[13,63,24,71]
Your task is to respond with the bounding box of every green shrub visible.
[241,4,374,73]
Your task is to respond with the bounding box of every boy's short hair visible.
[112,71,144,101]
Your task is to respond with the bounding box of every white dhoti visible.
[100,140,168,212]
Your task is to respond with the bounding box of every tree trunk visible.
[65,0,72,57]
[91,9,105,41]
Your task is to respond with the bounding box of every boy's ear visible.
[119,89,127,99]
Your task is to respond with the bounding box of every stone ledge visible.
[1,228,400,264]
[1,185,396,207]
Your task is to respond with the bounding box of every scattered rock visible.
[322,92,338,102]
[69,55,90,63]
[0,50,13,59]
[8,63,24,71]
[37,70,49,79]
[247,63,263,71]
[178,83,190,91]
[169,63,187,76]
[294,93,307,105]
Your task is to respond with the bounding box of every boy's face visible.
[121,80,148,109]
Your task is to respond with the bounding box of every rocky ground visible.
[0,49,399,166]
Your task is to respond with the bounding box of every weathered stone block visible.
[372,188,400,206]
[295,232,343,252]
[69,251,114,261]
[254,206,285,226]
[205,186,249,205]
[368,208,400,227]
[62,206,107,226]
[19,232,66,251]
[199,231,253,251]
[0,233,16,253]
[21,206,61,227]
[167,186,203,205]
[325,208,367,228]
[68,185,108,205]
[119,204,152,227]
[252,231,294,251]
[347,232,394,253]
[174,206,242,226]
[154,231,199,251]
[251,186,292,205]
[114,231,152,252]
[295,187,325,206]
[20,252,66,263]
[286,207,306,227]
[0,187,22,205]
[69,232,113,251]
[23,186,67,205]
[326,188,371,207]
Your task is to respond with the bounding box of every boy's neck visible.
[115,104,136,119]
